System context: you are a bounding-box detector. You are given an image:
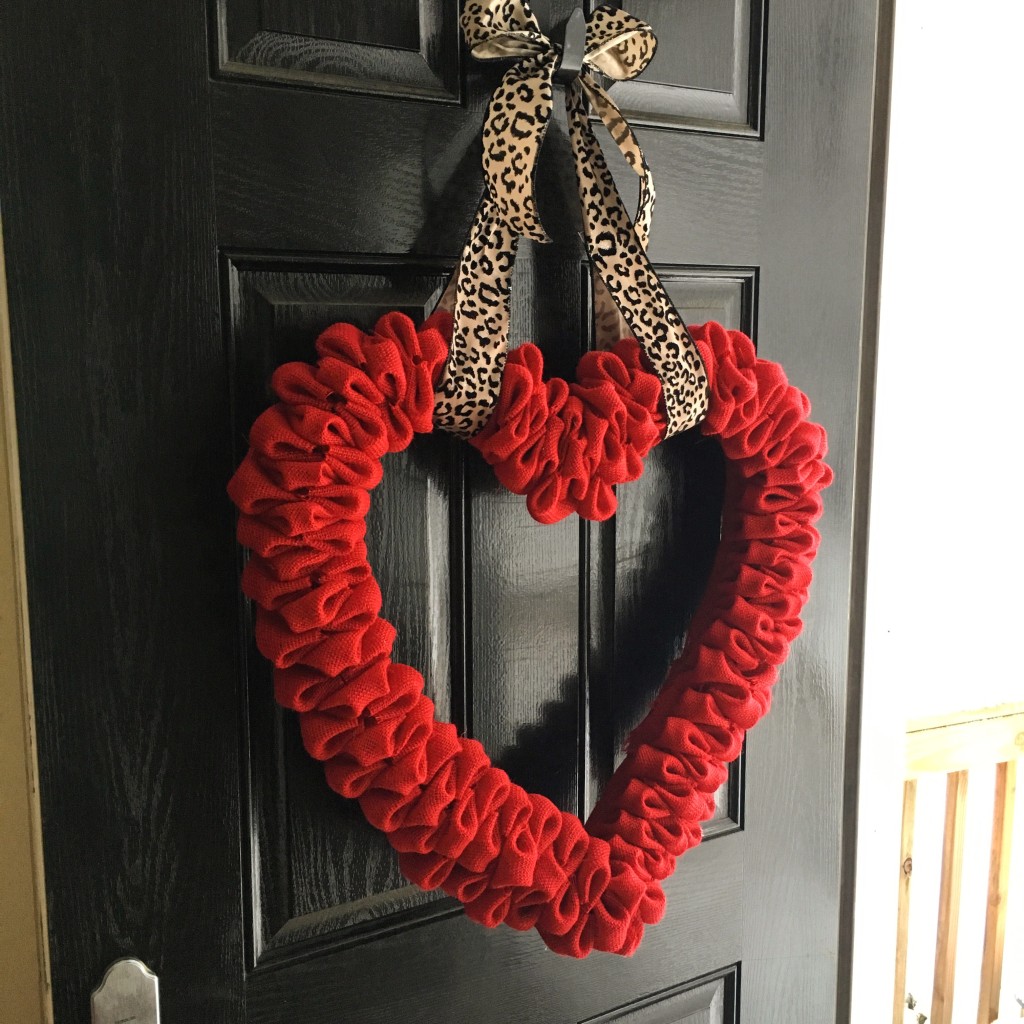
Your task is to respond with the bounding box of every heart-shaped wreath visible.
[227,312,831,957]
[227,0,832,958]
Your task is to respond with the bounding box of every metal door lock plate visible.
[91,958,160,1024]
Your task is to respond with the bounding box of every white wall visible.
[866,0,1024,719]
[852,1,1024,1019]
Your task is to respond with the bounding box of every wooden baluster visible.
[932,770,968,1024]
[893,778,917,1024]
[978,760,1017,1024]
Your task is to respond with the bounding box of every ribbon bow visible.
[434,1,708,441]
[462,1,657,247]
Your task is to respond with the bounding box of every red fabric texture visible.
[468,340,666,523]
[227,311,832,957]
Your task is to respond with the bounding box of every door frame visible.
[838,0,899,1017]
[0,215,53,1024]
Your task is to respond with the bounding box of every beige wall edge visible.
[0,216,53,1022]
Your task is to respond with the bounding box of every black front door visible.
[0,0,882,1020]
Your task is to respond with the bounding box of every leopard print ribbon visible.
[434,1,709,439]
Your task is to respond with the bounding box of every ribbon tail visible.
[582,76,654,252]
[590,258,631,352]
[434,194,516,437]
[484,56,557,244]
[574,77,654,350]
[565,79,707,437]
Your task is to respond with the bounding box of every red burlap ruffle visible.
[469,338,665,523]
[227,310,831,957]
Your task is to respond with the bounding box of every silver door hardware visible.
[91,958,160,1024]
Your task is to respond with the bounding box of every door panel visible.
[0,0,881,1019]
[229,252,747,974]
[580,967,737,1024]
[609,0,766,132]
[216,0,463,99]
[228,257,461,958]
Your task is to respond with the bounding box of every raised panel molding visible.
[225,256,755,965]
[601,0,767,135]
[580,966,739,1023]
[224,256,465,965]
[660,267,757,335]
[214,0,462,101]
[608,267,757,840]
[676,267,755,838]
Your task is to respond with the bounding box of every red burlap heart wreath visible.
[227,310,831,957]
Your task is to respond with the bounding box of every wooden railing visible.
[893,704,1023,1024]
